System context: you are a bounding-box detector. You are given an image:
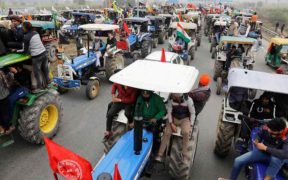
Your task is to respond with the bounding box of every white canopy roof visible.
[110,60,199,93]
[79,24,119,31]
[228,68,288,94]
[170,22,197,29]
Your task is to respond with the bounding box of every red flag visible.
[44,138,93,180]
[113,163,122,180]
[123,22,131,36]
[161,48,166,63]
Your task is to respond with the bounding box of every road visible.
[0,34,273,180]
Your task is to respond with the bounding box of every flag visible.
[52,6,57,12]
[113,163,122,180]
[176,13,184,22]
[27,15,32,21]
[123,22,131,36]
[44,138,93,180]
[176,23,191,43]
[161,48,166,63]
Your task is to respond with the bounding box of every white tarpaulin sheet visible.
[110,60,199,93]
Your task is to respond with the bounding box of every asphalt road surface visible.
[0,34,273,180]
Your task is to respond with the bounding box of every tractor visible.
[214,68,288,179]
[146,16,167,45]
[117,17,153,59]
[0,53,63,147]
[96,60,200,180]
[53,24,125,99]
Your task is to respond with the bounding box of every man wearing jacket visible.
[155,93,195,164]
[220,118,288,180]
[104,82,138,140]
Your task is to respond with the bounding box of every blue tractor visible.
[61,12,97,38]
[95,60,201,180]
[214,68,288,179]
[117,17,153,59]
[54,24,125,99]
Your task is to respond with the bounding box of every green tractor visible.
[0,53,63,147]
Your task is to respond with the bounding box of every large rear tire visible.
[189,47,195,61]
[86,79,100,100]
[105,53,124,80]
[213,60,224,81]
[103,122,127,153]
[18,91,63,144]
[168,124,199,180]
[141,40,152,58]
[214,106,236,157]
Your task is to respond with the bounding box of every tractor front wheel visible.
[18,91,63,144]
[214,106,236,157]
[86,80,100,100]
[141,40,152,58]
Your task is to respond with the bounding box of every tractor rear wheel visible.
[189,47,195,61]
[86,79,100,100]
[18,91,63,144]
[141,40,152,58]
[280,165,288,179]
[214,106,235,157]
[168,123,199,180]
[211,47,216,59]
[213,60,224,81]
[105,53,124,80]
[103,122,127,153]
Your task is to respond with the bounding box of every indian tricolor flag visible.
[176,23,191,43]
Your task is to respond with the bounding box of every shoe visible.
[154,155,164,163]
[102,131,113,142]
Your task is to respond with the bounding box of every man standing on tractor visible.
[189,74,211,117]
[104,79,138,140]
[228,19,238,36]
[19,22,50,93]
[155,93,196,164]
[134,90,166,153]
[219,118,288,180]
[225,45,239,70]
[92,35,105,67]
[251,12,258,31]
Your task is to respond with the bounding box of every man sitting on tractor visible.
[220,118,288,180]
[134,90,166,153]
[238,19,251,38]
[92,35,105,67]
[101,32,117,67]
[189,74,211,117]
[250,93,276,120]
[155,93,196,164]
[104,77,138,140]
[10,15,24,43]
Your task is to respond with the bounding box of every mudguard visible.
[249,128,286,180]
[92,129,153,180]
[138,33,152,42]
[128,35,137,46]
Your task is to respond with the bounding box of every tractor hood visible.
[0,53,31,68]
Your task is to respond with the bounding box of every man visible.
[250,93,276,120]
[92,35,105,67]
[189,74,211,116]
[10,15,23,43]
[134,90,166,153]
[8,8,13,16]
[227,19,238,36]
[275,22,279,32]
[219,118,288,180]
[19,22,49,93]
[238,20,251,38]
[106,32,117,51]
[251,12,258,31]
[225,46,239,71]
[155,93,195,164]
[280,24,285,34]
[104,81,138,140]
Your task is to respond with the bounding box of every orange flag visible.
[44,138,93,180]
[113,163,122,180]
[161,48,166,63]
[27,15,32,21]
